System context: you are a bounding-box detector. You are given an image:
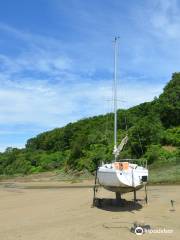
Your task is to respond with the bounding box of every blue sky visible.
[0,0,180,151]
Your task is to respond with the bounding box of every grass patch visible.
[149,163,180,184]
[53,169,93,182]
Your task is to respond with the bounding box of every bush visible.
[161,127,180,146]
[145,145,179,165]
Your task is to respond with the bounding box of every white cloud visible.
[0,73,163,128]
[0,20,167,151]
[149,0,180,39]
[0,51,71,77]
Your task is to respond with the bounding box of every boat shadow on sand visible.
[93,198,143,212]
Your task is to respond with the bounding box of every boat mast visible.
[113,37,119,162]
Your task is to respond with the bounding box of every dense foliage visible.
[0,73,180,175]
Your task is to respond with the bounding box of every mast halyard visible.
[113,37,119,162]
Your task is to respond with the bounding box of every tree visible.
[156,73,180,128]
[129,115,163,157]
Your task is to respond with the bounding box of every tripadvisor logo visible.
[135,226,144,235]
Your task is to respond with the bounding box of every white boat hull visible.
[97,162,148,193]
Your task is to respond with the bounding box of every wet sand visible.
[0,180,179,240]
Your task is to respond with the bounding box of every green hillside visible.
[0,73,180,181]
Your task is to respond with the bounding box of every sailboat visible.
[97,37,148,200]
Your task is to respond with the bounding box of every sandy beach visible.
[0,179,179,240]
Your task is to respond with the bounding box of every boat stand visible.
[133,184,148,204]
[145,184,148,204]
[92,168,100,207]
[133,188,137,202]
[92,185,99,207]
